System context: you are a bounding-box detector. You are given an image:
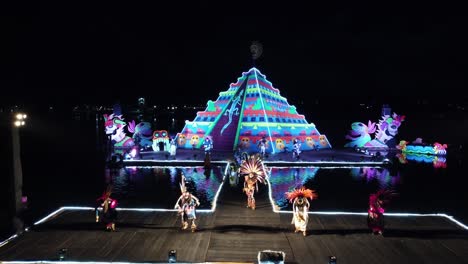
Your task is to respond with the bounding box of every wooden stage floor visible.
[1,180,467,264]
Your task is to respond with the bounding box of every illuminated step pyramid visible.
[177,67,332,153]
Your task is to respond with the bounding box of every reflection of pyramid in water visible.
[178,67,332,153]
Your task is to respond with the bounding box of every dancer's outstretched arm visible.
[192,195,201,206]
[174,195,183,209]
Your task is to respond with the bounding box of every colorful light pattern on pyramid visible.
[177,67,332,153]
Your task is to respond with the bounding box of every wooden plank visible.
[1,184,468,264]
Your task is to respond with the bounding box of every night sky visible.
[2,3,467,107]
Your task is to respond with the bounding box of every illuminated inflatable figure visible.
[396,151,447,168]
[152,130,170,152]
[344,121,376,148]
[365,113,405,149]
[397,140,447,156]
[128,121,153,149]
[103,114,135,149]
[386,135,447,167]
[345,112,405,150]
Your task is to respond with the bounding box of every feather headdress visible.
[369,189,398,206]
[285,187,318,203]
[97,185,113,201]
[239,154,268,183]
[179,173,187,193]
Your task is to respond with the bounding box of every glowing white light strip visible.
[0,260,159,264]
[33,208,66,225]
[1,211,467,250]
[0,234,18,248]
[265,175,468,230]
[273,211,468,230]
[210,162,230,212]
[266,178,279,213]
[124,160,385,167]
[123,160,227,165]
[123,165,221,169]
[263,161,385,166]
[253,68,276,154]
[1,160,466,252]
[265,165,384,169]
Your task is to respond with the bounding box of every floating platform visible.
[1,178,467,264]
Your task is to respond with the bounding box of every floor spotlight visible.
[329,255,337,264]
[58,248,67,261]
[258,250,285,264]
[168,249,177,263]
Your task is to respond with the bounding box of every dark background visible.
[1,3,467,107]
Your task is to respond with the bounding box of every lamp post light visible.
[14,113,27,127]
[11,112,27,233]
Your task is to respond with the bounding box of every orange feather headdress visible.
[285,187,318,203]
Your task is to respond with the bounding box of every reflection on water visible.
[349,167,401,188]
[104,166,224,209]
[269,167,319,208]
[272,167,402,211]
[396,152,447,168]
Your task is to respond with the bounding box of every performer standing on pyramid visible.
[240,154,268,210]
[292,139,301,160]
[203,137,213,156]
[285,187,318,236]
[257,136,267,158]
[203,136,213,168]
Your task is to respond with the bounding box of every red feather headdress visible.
[369,189,398,206]
[285,187,318,203]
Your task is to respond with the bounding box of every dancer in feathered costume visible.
[174,173,200,232]
[96,185,118,231]
[367,189,398,235]
[285,187,318,236]
[239,154,268,210]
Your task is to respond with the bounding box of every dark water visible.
[2,106,468,241]
[109,166,224,209]
[270,166,463,218]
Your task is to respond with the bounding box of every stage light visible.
[58,248,67,260]
[258,250,285,264]
[168,249,177,263]
[16,113,26,120]
[130,148,137,158]
[329,256,337,264]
